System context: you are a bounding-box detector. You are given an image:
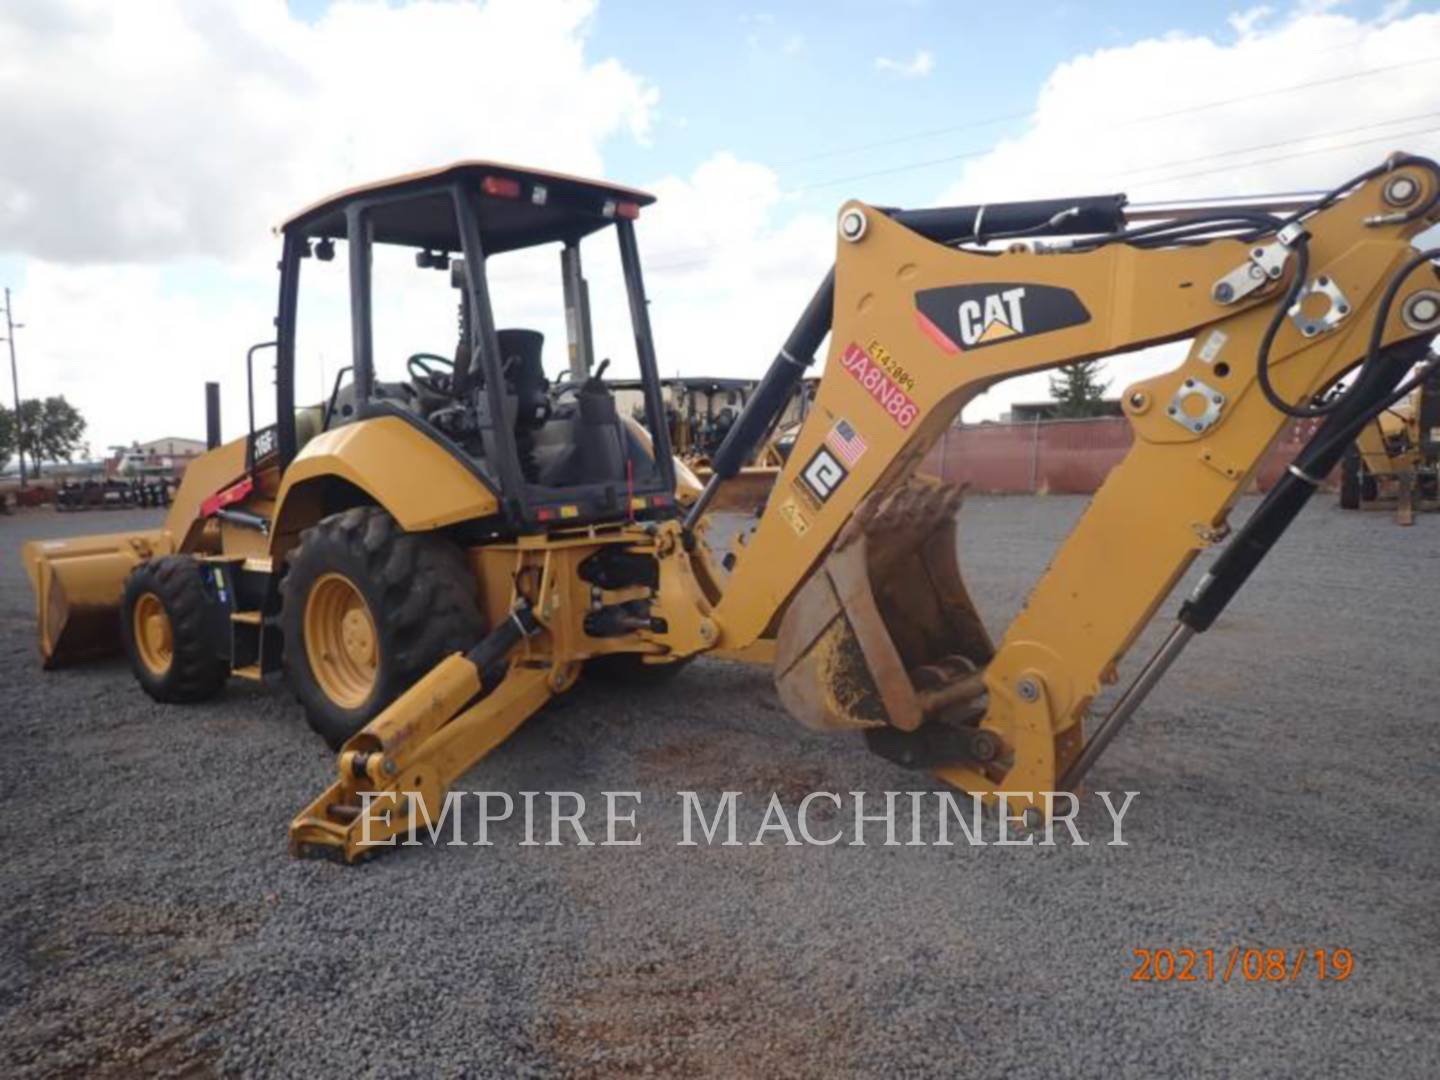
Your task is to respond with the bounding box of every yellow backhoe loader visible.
[1338,364,1440,523]
[22,153,1440,862]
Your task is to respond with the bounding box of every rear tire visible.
[120,556,229,703]
[1361,470,1379,503]
[1339,446,1362,510]
[280,507,485,750]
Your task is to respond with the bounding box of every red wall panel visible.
[920,418,1329,494]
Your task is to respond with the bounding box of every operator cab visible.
[268,161,677,530]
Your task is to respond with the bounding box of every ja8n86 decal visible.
[839,342,919,429]
[799,446,848,504]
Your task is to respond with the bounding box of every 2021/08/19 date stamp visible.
[1130,947,1354,984]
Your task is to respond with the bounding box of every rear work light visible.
[603,199,641,220]
[481,175,522,199]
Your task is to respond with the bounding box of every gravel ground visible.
[1,496,1437,1078]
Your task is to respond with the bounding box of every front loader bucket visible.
[22,529,173,668]
[774,478,994,735]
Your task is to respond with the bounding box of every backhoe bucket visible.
[22,529,173,668]
[774,478,994,734]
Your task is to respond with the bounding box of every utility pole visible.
[1,288,25,488]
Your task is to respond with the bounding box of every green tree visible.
[17,396,87,476]
[0,403,13,473]
[1047,360,1110,418]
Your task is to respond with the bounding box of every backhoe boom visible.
[708,153,1439,823]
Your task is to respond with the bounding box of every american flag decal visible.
[825,419,867,467]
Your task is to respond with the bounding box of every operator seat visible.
[499,329,550,481]
[499,329,550,429]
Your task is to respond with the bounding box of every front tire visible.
[280,507,485,749]
[121,556,229,703]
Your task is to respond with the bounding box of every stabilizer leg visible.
[289,606,551,862]
[1396,470,1416,525]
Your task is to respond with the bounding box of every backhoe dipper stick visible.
[1059,623,1194,791]
[1063,338,1431,789]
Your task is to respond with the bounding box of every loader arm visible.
[703,154,1440,820]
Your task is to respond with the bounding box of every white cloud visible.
[0,0,662,451]
[10,145,830,456]
[12,258,274,459]
[931,6,1440,420]
[637,154,832,382]
[0,0,657,264]
[477,151,833,394]
[875,49,934,78]
[941,10,1440,203]
[1227,5,1274,36]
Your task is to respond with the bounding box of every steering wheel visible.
[407,352,455,395]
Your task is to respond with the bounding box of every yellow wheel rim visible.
[132,592,174,676]
[304,572,378,709]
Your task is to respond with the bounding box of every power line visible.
[783,55,1440,195]
[774,41,1438,169]
[773,109,1031,168]
[635,118,1440,277]
[643,129,1439,279]
[1127,123,1440,190]
[492,58,1440,286]
[1069,111,1440,190]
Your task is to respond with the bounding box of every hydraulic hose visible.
[1259,246,1440,418]
[1180,336,1434,633]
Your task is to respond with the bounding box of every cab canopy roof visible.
[280,161,656,255]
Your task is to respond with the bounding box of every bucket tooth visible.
[774,477,993,735]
